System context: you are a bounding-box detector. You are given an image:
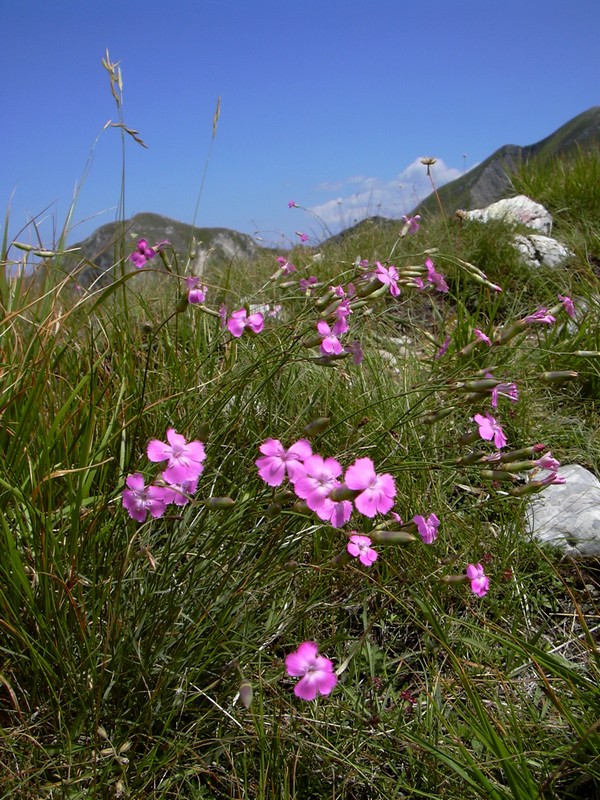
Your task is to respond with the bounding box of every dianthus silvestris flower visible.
[317,320,343,355]
[347,534,378,566]
[158,473,200,506]
[558,294,575,319]
[147,428,206,484]
[522,308,556,325]
[344,457,396,517]
[255,438,312,486]
[473,412,507,449]
[129,238,156,268]
[535,452,560,472]
[296,231,309,242]
[473,328,492,345]
[332,300,352,336]
[293,454,343,513]
[490,380,518,408]
[401,214,421,235]
[344,340,364,365]
[435,335,451,359]
[276,255,296,274]
[288,200,299,208]
[466,562,490,597]
[285,641,338,701]
[227,308,264,338]
[299,276,318,295]
[413,513,440,544]
[122,473,168,522]
[374,261,401,297]
[425,257,449,293]
[185,276,208,304]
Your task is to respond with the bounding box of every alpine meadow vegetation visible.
[1,54,599,799]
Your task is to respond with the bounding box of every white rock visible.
[462,195,553,234]
[512,234,574,269]
[527,465,600,557]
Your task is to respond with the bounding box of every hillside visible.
[68,212,259,287]
[413,106,600,217]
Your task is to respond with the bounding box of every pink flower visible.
[413,513,440,544]
[375,262,401,297]
[425,257,449,293]
[227,308,264,338]
[315,494,353,528]
[344,457,396,518]
[344,340,364,365]
[536,452,560,472]
[299,276,318,295]
[276,255,296,274]
[490,381,518,408]
[296,231,309,242]
[332,300,352,336]
[158,474,200,506]
[435,335,451,359]
[317,320,343,355]
[288,200,299,208]
[147,428,206,484]
[558,294,575,319]
[466,563,490,597]
[219,303,228,328]
[347,534,378,566]
[473,412,507,449]
[473,328,491,346]
[255,438,312,486]
[523,308,556,326]
[401,214,421,235]
[122,473,168,522]
[285,641,338,701]
[129,238,156,268]
[185,276,207,305]
[293,454,343,513]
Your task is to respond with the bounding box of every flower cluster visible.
[122,428,206,522]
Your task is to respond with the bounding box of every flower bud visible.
[459,430,481,446]
[498,444,544,461]
[292,500,312,515]
[302,335,323,349]
[283,560,299,571]
[265,502,282,518]
[459,378,502,391]
[496,321,525,345]
[239,680,253,709]
[273,489,295,504]
[333,550,352,566]
[302,417,330,437]
[573,350,600,357]
[495,460,536,473]
[440,574,470,585]
[196,422,211,442]
[422,406,455,424]
[175,294,189,314]
[480,470,518,482]
[369,529,417,544]
[456,450,487,466]
[356,278,382,298]
[329,485,357,502]
[538,371,578,383]
[204,497,235,510]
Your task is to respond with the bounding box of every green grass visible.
[1,77,600,799]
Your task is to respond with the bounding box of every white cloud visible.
[308,157,464,233]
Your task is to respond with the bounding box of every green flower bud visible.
[369,529,417,544]
[239,680,253,709]
[204,497,235,510]
[538,371,578,383]
[302,417,330,437]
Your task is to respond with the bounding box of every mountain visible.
[68,212,259,287]
[412,106,600,217]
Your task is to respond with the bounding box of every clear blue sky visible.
[2,0,599,250]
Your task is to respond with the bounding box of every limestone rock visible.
[461,195,553,234]
[512,234,574,269]
[527,465,600,557]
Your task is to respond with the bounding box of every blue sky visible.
[2,0,599,250]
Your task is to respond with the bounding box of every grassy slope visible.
[0,151,599,800]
